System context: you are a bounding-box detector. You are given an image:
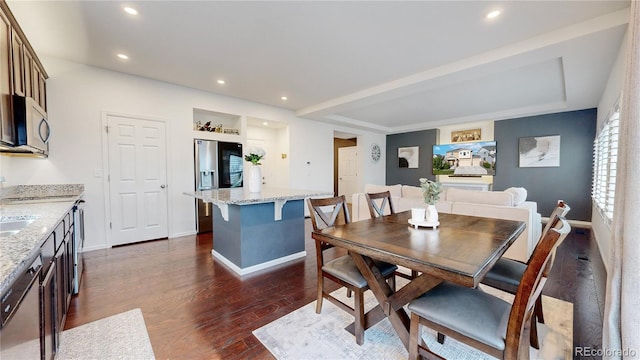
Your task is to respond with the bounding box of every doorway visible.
[334,137,358,202]
[103,114,169,246]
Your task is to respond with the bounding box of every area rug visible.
[57,308,155,360]
[253,283,573,360]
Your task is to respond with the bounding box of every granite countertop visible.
[184,187,333,205]
[0,184,84,295]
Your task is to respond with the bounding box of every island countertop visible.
[184,187,333,205]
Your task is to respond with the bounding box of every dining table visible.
[311,210,526,358]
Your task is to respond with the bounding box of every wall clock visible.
[370,143,381,163]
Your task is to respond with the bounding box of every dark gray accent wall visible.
[386,129,438,186]
[493,109,596,221]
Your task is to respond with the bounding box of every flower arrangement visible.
[244,146,266,165]
[419,178,442,205]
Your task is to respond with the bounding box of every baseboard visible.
[169,230,197,238]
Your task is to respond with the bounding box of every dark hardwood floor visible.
[65,220,603,359]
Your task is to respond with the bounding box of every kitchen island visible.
[185,187,332,275]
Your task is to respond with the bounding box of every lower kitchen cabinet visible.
[41,260,56,360]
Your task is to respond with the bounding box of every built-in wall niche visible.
[246,116,290,189]
[193,108,241,136]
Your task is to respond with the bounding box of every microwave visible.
[12,95,49,157]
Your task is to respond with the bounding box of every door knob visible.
[160,184,166,189]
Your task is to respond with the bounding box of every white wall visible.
[593,31,629,271]
[246,124,290,188]
[0,57,384,251]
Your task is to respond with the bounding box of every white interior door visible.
[106,115,168,246]
[338,146,358,203]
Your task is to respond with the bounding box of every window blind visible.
[592,104,620,221]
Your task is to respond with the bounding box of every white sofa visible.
[351,184,542,263]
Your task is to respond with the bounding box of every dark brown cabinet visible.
[40,260,55,360]
[10,28,24,97]
[0,7,13,145]
[0,1,47,148]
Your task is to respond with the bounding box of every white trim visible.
[80,244,111,252]
[169,230,197,238]
[212,249,306,276]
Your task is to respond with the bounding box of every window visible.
[592,101,620,221]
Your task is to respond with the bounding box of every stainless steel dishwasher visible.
[0,255,42,359]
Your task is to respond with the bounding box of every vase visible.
[426,204,438,223]
[248,165,262,193]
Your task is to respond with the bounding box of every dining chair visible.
[307,195,397,345]
[365,191,418,280]
[408,215,571,360]
[480,200,571,348]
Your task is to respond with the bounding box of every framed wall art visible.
[398,146,419,168]
[519,135,561,167]
[451,128,481,143]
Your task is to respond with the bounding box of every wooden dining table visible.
[311,210,526,357]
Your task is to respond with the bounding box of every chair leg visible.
[354,290,365,345]
[411,270,419,279]
[530,314,540,349]
[437,332,445,344]
[535,295,545,324]
[409,313,421,360]
[346,289,352,298]
[316,275,324,314]
[388,274,396,292]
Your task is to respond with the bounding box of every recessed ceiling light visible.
[123,6,138,15]
[263,122,268,126]
[117,53,129,60]
[281,96,288,101]
[486,10,501,19]
[217,80,225,85]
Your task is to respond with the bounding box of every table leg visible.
[350,253,445,359]
[351,253,412,348]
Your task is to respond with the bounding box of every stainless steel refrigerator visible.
[194,139,243,233]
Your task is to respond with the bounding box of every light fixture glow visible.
[117,53,129,60]
[123,7,138,15]
[281,96,288,101]
[486,10,501,19]
[263,122,268,126]
[217,80,225,85]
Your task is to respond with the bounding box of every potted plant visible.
[419,178,442,223]
[245,147,266,192]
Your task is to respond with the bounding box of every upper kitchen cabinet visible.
[0,0,48,148]
[10,28,24,96]
[0,7,13,144]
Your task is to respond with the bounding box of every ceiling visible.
[6,1,630,134]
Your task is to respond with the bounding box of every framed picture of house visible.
[451,128,481,143]
[398,146,419,168]
[519,135,560,167]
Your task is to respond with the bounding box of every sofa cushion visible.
[401,185,423,198]
[364,184,402,197]
[445,188,514,206]
[505,187,527,206]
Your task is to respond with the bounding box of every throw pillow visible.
[505,187,528,206]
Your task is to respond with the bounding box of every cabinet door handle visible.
[39,118,51,143]
[160,184,166,189]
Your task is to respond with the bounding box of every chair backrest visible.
[365,191,395,219]
[307,195,350,231]
[307,195,350,263]
[539,201,571,275]
[542,201,571,236]
[504,214,571,358]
